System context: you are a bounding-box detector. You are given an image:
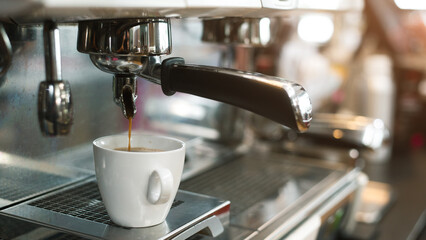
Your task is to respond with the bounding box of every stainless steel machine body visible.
[0,1,366,239]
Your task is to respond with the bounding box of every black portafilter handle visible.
[160,57,312,132]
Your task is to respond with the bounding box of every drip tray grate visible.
[0,164,72,202]
[2,178,230,240]
[28,181,184,226]
[29,181,111,225]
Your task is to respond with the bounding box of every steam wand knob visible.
[37,21,73,136]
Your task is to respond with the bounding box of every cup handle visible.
[147,169,174,204]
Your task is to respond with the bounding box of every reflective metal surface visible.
[37,80,73,135]
[37,21,73,136]
[281,79,312,132]
[88,55,162,117]
[1,0,363,23]
[0,25,128,157]
[181,153,341,228]
[77,19,172,56]
[1,178,230,240]
[89,55,146,75]
[0,152,91,209]
[0,19,352,240]
[77,18,171,120]
[0,23,12,83]
[43,21,62,81]
[201,18,276,47]
[180,152,360,239]
[0,149,361,240]
[282,113,391,162]
[112,75,137,118]
[0,22,243,157]
[303,113,390,150]
[356,181,394,224]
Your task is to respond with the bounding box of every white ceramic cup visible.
[93,134,185,228]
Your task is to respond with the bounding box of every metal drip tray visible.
[181,159,307,217]
[180,152,359,234]
[26,181,189,226]
[0,153,91,209]
[0,165,72,202]
[1,178,230,240]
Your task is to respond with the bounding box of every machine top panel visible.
[0,0,363,23]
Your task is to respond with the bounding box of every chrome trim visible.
[112,74,137,118]
[37,21,73,136]
[281,80,312,132]
[77,18,171,56]
[202,18,276,47]
[306,113,390,150]
[0,23,12,82]
[251,168,361,240]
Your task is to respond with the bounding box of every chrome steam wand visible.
[38,21,73,136]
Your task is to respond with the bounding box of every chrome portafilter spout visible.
[113,74,137,119]
[77,18,312,132]
[38,21,73,136]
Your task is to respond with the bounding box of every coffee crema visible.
[115,147,164,152]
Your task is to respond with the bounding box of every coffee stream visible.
[128,117,132,151]
[120,87,163,152]
[121,85,135,152]
[113,117,163,152]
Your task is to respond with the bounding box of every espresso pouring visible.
[115,117,163,152]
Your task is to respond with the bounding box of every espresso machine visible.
[0,1,370,239]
